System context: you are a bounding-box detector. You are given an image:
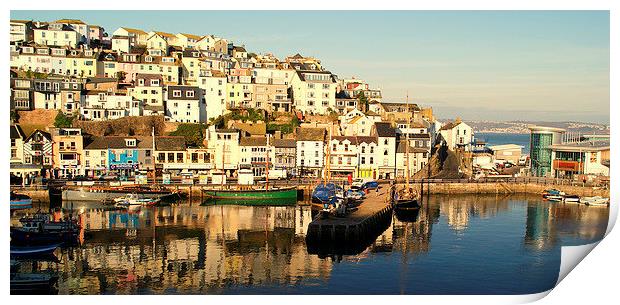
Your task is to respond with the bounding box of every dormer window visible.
[71,50,77,56]
[151,79,160,86]
[125,139,136,147]
[173,90,181,97]
[145,55,152,62]
[138,79,144,86]
[85,50,92,56]
[186,91,195,98]
[192,51,199,57]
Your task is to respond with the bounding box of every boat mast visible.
[221,142,225,188]
[405,92,411,191]
[325,123,332,183]
[265,134,270,191]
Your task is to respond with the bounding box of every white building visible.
[82,90,141,121]
[373,122,397,179]
[165,85,205,123]
[296,127,326,177]
[291,70,337,115]
[206,127,241,176]
[197,70,227,121]
[438,119,474,151]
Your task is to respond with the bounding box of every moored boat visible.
[11,192,33,210]
[11,212,80,245]
[114,194,161,207]
[563,195,580,203]
[11,272,59,294]
[545,195,563,202]
[542,189,566,201]
[580,196,609,206]
[10,243,61,256]
[312,182,337,204]
[203,185,298,203]
[62,184,179,202]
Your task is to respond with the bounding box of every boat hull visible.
[10,229,78,246]
[62,188,176,202]
[11,274,59,295]
[11,199,33,210]
[204,188,297,204]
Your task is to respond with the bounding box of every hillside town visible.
[9,18,610,185]
[7,11,612,297]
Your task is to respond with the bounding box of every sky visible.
[10,11,610,123]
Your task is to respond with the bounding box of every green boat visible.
[202,186,298,206]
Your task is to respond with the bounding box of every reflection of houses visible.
[45,205,332,294]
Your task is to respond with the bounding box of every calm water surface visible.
[11,194,608,295]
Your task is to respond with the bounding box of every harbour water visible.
[10,194,608,295]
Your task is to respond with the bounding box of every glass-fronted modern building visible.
[528,126,565,177]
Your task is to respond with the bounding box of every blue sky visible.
[11,11,610,123]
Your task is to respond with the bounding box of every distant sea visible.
[476,132,531,154]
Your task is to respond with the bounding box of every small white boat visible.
[563,195,580,203]
[580,196,609,206]
[114,194,160,207]
[546,195,563,202]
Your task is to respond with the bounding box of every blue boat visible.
[11,192,33,210]
[312,182,337,204]
[10,243,61,256]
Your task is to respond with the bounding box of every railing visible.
[9,175,609,190]
[391,177,609,188]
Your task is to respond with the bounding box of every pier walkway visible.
[305,188,393,256]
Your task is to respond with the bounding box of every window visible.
[370,157,374,164]
[173,90,182,97]
[186,91,195,98]
[85,151,90,157]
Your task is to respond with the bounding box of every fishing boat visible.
[203,135,297,205]
[114,193,160,207]
[204,185,298,201]
[392,93,421,215]
[312,182,337,204]
[580,196,609,206]
[11,272,59,294]
[542,189,565,199]
[11,212,80,245]
[62,184,179,202]
[10,243,61,256]
[11,192,33,210]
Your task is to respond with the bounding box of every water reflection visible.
[10,193,609,295]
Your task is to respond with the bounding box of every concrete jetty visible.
[305,188,393,256]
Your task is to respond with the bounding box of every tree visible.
[170,123,207,148]
[116,71,127,81]
[10,111,20,123]
[357,91,369,112]
[103,124,114,136]
[53,111,73,128]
